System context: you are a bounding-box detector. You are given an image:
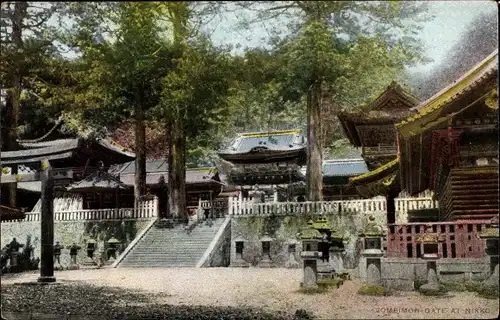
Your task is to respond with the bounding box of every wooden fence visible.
[387,220,489,259]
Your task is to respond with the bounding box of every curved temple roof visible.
[396,49,498,138]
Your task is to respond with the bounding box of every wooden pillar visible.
[38,159,55,283]
[209,190,214,219]
[387,193,396,224]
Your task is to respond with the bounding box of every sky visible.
[27,1,500,76]
[204,1,497,74]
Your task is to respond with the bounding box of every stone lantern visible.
[297,220,324,287]
[8,238,24,273]
[285,239,299,269]
[478,215,499,288]
[358,215,385,285]
[231,235,249,267]
[259,233,274,268]
[67,242,82,270]
[86,238,97,259]
[417,224,445,293]
[106,237,121,261]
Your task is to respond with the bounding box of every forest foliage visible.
[1,1,497,207]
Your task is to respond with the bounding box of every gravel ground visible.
[1,268,499,320]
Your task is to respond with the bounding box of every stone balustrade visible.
[221,196,437,217]
[3,198,158,222]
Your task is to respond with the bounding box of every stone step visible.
[119,219,226,268]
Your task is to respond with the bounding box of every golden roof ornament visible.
[478,215,499,239]
[417,224,445,244]
[359,215,385,237]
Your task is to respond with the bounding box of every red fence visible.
[387,220,490,259]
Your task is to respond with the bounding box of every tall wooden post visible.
[38,159,56,283]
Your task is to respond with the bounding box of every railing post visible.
[228,197,233,216]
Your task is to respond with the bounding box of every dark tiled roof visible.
[219,129,306,154]
[67,171,129,191]
[322,159,369,177]
[20,138,80,149]
[114,160,222,186]
[0,205,26,221]
[1,139,80,164]
[119,171,221,186]
[20,138,135,159]
[119,173,168,186]
[96,139,135,158]
[109,159,168,174]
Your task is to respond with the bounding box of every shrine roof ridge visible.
[396,49,498,131]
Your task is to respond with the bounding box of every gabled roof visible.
[109,159,168,175]
[322,159,368,177]
[350,158,399,185]
[219,129,306,154]
[0,205,26,221]
[338,82,420,146]
[66,171,129,191]
[396,49,498,138]
[113,160,222,187]
[1,139,81,164]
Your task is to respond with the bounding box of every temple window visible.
[262,241,270,255]
[235,241,244,255]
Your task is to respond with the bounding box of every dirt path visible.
[2,268,498,319]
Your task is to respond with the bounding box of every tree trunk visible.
[4,2,28,207]
[306,80,323,201]
[167,119,186,221]
[134,98,146,214]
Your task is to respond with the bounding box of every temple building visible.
[218,129,307,201]
[108,160,224,218]
[395,49,498,222]
[338,81,422,223]
[0,125,135,211]
[349,50,498,225]
[337,81,420,169]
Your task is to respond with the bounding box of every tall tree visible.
[61,2,173,210]
[156,2,235,221]
[1,1,65,206]
[235,1,431,201]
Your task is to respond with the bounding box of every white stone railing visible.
[395,197,439,223]
[226,196,438,217]
[7,197,158,222]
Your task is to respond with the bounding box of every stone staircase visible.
[118,218,225,268]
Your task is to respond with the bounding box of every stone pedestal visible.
[478,219,499,290]
[68,255,79,270]
[258,255,273,268]
[286,252,299,269]
[419,261,439,291]
[9,252,20,270]
[231,253,250,268]
[302,260,318,287]
[330,248,344,273]
[361,248,384,285]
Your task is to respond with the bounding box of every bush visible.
[440,281,467,292]
[316,278,343,289]
[294,309,315,320]
[297,286,329,295]
[357,285,391,296]
[476,284,499,299]
[418,285,447,296]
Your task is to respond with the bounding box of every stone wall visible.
[1,219,152,267]
[379,257,491,291]
[204,218,232,267]
[230,212,387,268]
